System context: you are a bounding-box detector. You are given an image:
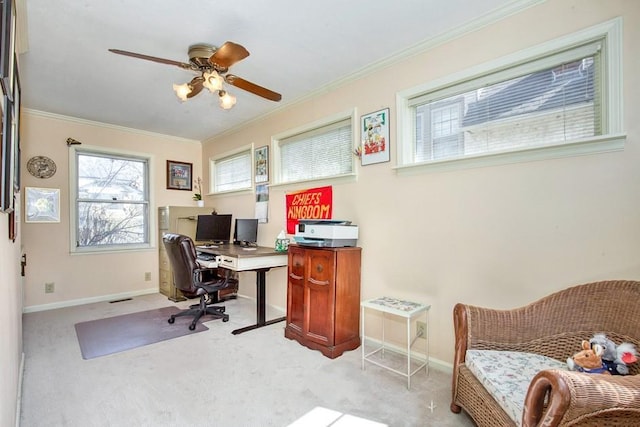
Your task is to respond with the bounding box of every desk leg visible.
[232,268,286,335]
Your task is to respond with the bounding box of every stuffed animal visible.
[589,333,638,375]
[566,340,611,374]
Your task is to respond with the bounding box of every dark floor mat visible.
[74,306,208,359]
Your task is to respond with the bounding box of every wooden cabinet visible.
[285,244,362,358]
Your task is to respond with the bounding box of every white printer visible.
[293,219,359,247]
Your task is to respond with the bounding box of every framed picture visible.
[0,94,12,212]
[360,108,390,166]
[25,187,60,223]
[255,145,269,183]
[0,0,13,99]
[11,53,19,195]
[166,160,192,190]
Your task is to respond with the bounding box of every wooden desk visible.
[197,245,288,334]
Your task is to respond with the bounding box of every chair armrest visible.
[523,370,640,427]
[453,302,538,362]
[193,267,218,285]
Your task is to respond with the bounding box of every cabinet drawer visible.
[216,255,238,270]
[159,252,170,270]
[159,268,171,282]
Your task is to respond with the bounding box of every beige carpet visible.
[20,293,475,427]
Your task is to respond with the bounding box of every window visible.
[397,18,623,171]
[272,110,356,185]
[71,148,150,252]
[210,146,252,193]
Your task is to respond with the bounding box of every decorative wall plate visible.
[27,156,57,179]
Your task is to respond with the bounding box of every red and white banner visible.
[285,186,332,234]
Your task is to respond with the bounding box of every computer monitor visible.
[233,218,259,246]
[195,214,232,244]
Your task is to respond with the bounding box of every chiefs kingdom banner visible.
[285,186,332,234]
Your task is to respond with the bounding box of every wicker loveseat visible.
[450,280,640,426]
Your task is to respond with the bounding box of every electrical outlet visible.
[45,282,55,293]
[144,272,151,281]
[416,321,426,338]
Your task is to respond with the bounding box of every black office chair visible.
[162,233,236,330]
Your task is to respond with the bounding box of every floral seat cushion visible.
[465,350,568,426]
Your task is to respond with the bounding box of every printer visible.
[293,219,359,247]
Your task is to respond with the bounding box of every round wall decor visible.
[27,156,57,179]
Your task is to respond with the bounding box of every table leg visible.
[407,316,411,389]
[232,268,285,335]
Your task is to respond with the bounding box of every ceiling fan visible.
[108,41,282,109]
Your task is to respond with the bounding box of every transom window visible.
[397,18,623,171]
[272,110,356,185]
[210,146,253,194]
[71,148,151,252]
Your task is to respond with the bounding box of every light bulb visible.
[173,83,192,102]
[203,70,224,92]
[219,91,236,110]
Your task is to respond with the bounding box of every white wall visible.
[202,0,640,365]
[0,210,22,427]
[20,112,204,309]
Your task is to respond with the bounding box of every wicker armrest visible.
[523,370,640,426]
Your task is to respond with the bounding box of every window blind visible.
[411,40,603,162]
[213,149,252,193]
[278,118,353,184]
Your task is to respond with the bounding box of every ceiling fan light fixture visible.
[218,90,236,110]
[173,83,192,102]
[202,70,224,92]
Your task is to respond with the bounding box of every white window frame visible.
[396,18,624,174]
[69,145,155,254]
[271,109,358,188]
[209,144,254,195]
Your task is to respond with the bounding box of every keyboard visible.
[197,253,215,261]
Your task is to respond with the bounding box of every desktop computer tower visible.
[158,206,238,302]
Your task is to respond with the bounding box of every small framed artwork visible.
[0,94,12,212]
[25,187,60,223]
[255,145,269,183]
[166,160,192,190]
[361,108,390,166]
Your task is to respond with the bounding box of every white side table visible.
[361,297,430,389]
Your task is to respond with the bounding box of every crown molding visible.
[24,108,201,144]
[203,0,544,142]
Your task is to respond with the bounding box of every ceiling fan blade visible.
[108,49,191,69]
[209,42,249,68]
[225,74,282,102]
[187,77,205,98]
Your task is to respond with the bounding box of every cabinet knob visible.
[316,264,323,273]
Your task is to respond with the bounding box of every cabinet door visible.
[286,246,306,334]
[305,249,336,346]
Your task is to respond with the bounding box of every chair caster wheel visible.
[223,316,229,322]
[220,307,226,313]
[189,324,196,331]
[168,317,175,324]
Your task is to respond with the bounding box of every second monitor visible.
[233,218,259,246]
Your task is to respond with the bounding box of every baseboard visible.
[15,351,24,427]
[22,288,158,313]
[362,336,453,374]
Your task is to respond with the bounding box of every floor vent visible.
[109,298,133,304]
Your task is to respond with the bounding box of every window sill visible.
[71,245,155,255]
[208,188,254,197]
[394,134,626,176]
[268,173,358,191]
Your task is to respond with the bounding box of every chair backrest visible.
[162,233,200,296]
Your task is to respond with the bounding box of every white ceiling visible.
[20,0,525,141]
